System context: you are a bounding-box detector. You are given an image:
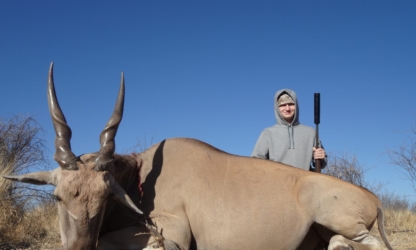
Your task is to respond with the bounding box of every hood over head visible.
[274,89,300,126]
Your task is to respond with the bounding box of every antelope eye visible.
[54,195,62,202]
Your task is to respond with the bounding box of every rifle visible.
[314,93,321,173]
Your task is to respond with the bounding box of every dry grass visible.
[0,206,60,249]
[0,197,61,249]
[0,160,60,249]
[372,208,416,250]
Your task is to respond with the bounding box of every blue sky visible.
[1,1,415,202]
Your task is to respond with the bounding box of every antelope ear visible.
[109,176,143,215]
[3,169,59,186]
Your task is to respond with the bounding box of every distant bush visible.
[379,190,413,211]
[323,151,384,193]
[0,115,60,248]
[387,121,416,194]
[0,115,50,201]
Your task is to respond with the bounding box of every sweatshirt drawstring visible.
[287,124,295,149]
[292,125,295,149]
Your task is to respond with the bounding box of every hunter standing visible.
[251,89,327,171]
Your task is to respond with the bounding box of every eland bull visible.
[4,63,394,250]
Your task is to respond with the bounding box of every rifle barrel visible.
[314,93,320,125]
[314,93,321,173]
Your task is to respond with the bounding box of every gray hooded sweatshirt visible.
[251,89,327,171]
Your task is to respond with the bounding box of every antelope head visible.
[3,63,142,250]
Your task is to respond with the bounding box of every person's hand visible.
[313,147,326,160]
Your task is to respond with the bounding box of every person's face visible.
[279,103,295,123]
